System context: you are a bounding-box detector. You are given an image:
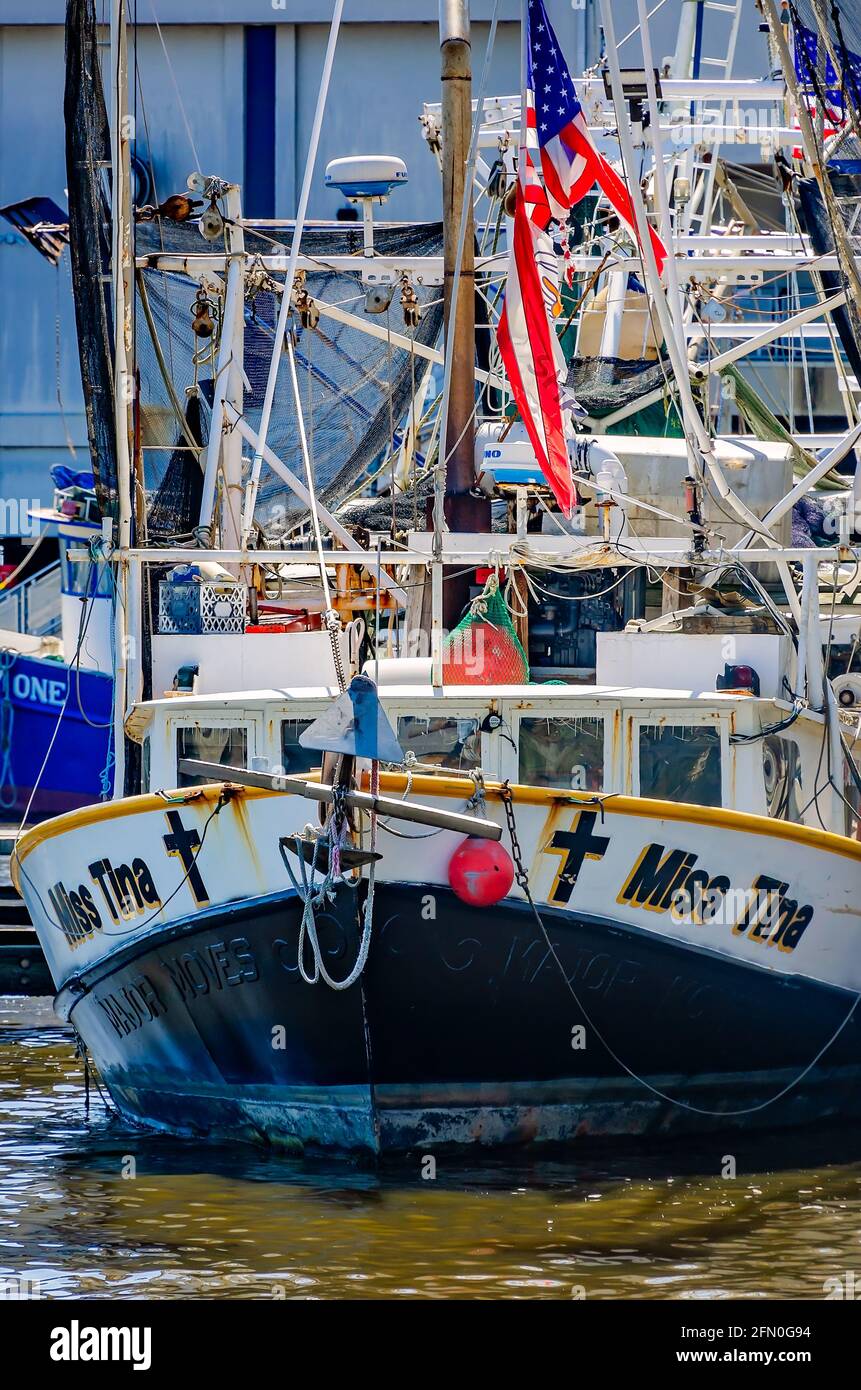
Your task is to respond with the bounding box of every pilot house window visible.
[396,715,481,771]
[280,718,317,776]
[176,726,248,786]
[518,716,604,791]
[638,724,722,808]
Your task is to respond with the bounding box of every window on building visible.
[176,726,248,787]
[638,723,722,807]
[243,27,276,219]
[397,715,481,771]
[280,718,318,776]
[518,716,604,791]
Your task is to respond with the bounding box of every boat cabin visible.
[126,630,859,840]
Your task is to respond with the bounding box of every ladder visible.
[672,0,746,235]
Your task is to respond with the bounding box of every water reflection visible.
[2,1001,860,1300]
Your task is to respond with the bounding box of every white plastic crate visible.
[158,579,246,635]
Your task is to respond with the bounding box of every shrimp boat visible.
[12,0,861,1153]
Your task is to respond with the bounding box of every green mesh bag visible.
[442,574,530,684]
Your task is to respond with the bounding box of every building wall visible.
[0,1,771,516]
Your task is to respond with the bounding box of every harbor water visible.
[2,998,860,1301]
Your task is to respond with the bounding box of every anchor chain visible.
[499,780,529,894]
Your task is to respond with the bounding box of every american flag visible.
[497,1,667,516]
[496,146,575,512]
[525,0,667,275]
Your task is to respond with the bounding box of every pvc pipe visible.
[825,684,845,833]
[804,553,825,712]
[598,267,628,359]
[199,185,245,539]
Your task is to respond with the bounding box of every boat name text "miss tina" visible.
[45,812,211,947]
[544,811,814,953]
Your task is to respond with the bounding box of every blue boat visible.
[0,471,114,822]
[0,649,112,821]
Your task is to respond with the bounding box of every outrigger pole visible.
[177,761,503,841]
[241,0,346,541]
[109,0,134,795]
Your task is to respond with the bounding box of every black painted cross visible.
[162,810,210,905]
[545,810,610,905]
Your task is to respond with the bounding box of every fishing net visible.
[442,574,529,685]
[146,393,205,539]
[566,356,683,436]
[341,476,434,535]
[134,219,444,543]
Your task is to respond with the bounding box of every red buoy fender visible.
[447,836,515,907]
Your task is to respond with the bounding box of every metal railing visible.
[0,562,61,636]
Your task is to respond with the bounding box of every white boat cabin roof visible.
[127,682,769,737]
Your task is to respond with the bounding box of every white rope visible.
[288,768,378,991]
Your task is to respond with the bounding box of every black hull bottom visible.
[59,883,861,1154]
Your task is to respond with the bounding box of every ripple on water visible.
[2,997,861,1299]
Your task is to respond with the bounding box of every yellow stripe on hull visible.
[12,767,861,893]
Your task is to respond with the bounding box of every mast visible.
[109,0,134,794]
[438,1,489,627]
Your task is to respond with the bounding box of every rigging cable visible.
[499,782,861,1119]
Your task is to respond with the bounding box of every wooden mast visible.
[439,0,489,628]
